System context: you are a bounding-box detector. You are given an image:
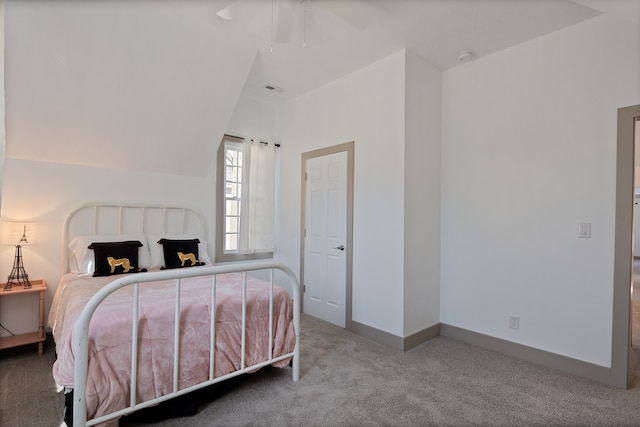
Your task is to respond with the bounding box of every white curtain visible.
[238,138,275,254]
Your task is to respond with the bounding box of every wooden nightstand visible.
[0,279,47,355]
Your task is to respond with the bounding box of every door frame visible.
[613,104,640,389]
[300,141,354,329]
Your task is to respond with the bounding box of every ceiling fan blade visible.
[215,1,241,21]
[274,3,295,43]
[313,0,374,30]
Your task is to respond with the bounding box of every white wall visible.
[441,14,640,367]
[226,95,277,142]
[0,158,214,335]
[277,50,443,338]
[0,94,277,337]
[277,50,406,336]
[403,50,442,336]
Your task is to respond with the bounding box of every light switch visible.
[578,222,591,238]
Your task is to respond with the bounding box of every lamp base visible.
[5,245,31,291]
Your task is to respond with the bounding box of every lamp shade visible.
[2,222,36,246]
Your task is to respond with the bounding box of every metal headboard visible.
[62,203,206,273]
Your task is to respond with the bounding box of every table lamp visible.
[2,222,36,291]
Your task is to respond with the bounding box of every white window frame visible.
[215,135,273,263]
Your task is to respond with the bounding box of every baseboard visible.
[403,324,440,351]
[348,321,439,351]
[349,321,404,350]
[440,323,617,388]
[346,320,615,387]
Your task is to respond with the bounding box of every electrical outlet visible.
[509,315,520,330]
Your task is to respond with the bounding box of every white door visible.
[303,151,347,327]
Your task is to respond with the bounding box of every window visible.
[224,140,243,252]
[216,135,275,262]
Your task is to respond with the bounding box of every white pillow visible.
[68,233,152,275]
[147,234,212,268]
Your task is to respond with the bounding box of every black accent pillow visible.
[158,238,205,269]
[88,240,146,277]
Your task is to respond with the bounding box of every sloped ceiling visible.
[4,1,257,177]
[4,0,611,177]
[239,0,602,105]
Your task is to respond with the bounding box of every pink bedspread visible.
[48,271,295,423]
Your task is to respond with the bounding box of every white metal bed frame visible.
[60,203,300,427]
[62,203,207,273]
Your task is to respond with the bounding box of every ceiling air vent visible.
[264,84,284,93]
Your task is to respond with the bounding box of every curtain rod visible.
[224,133,280,148]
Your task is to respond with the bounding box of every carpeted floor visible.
[0,333,64,426]
[5,271,640,426]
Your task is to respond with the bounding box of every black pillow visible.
[158,238,205,269]
[88,240,145,277]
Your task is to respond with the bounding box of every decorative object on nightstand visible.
[2,222,36,291]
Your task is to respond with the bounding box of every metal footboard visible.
[71,261,300,427]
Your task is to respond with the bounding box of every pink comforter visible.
[48,271,295,423]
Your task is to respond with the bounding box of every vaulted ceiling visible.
[5,0,636,177]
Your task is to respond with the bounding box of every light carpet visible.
[4,296,640,425]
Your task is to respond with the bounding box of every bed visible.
[47,203,300,427]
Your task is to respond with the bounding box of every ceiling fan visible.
[215,0,375,44]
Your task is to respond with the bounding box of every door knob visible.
[333,245,345,251]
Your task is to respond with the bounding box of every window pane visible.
[226,182,240,198]
[225,166,234,182]
[226,200,240,216]
[225,233,238,251]
[226,144,242,165]
[226,165,240,183]
[226,216,238,233]
[225,234,231,251]
[226,150,239,167]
